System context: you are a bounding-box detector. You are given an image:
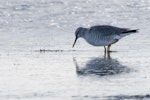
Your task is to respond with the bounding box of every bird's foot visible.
[107,50,117,53]
[107,50,112,52]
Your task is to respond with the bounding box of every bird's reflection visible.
[73,52,131,76]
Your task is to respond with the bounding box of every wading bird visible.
[72,25,138,52]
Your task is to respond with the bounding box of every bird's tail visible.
[119,29,139,38]
[122,29,139,34]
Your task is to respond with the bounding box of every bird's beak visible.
[72,37,78,48]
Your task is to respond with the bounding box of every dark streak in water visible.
[107,94,150,100]
[13,4,31,11]
[40,49,63,52]
[0,91,54,99]
[34,49,76,52]
[72,95,101,99]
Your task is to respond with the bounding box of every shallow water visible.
[0,0,150,100]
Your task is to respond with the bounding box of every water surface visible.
[0,0,150,100]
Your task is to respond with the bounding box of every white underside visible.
[86,39,117,46]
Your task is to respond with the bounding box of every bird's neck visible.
[82,29,90,38]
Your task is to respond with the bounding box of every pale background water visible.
[0,0,150,100]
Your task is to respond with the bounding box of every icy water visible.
[0,0,150,100]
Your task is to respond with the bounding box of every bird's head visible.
[72,27,86,48]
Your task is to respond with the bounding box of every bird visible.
[72,25,138,52]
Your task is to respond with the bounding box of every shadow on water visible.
[107,94,150,100]
[73,52,132,76]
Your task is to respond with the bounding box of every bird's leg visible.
[104,47,106,59]
[107,39,119,52]
[107,51,111,59]
[104,49,111,59]
[104,46,106,53]
[107,45,111,52]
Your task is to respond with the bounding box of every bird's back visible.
[89,25,128,36]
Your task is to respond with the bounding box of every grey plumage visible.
[89,25,129,35]
[72,25,138,52]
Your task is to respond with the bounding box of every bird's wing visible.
[89,25,129,36]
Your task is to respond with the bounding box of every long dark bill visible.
[72,37,78,48]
